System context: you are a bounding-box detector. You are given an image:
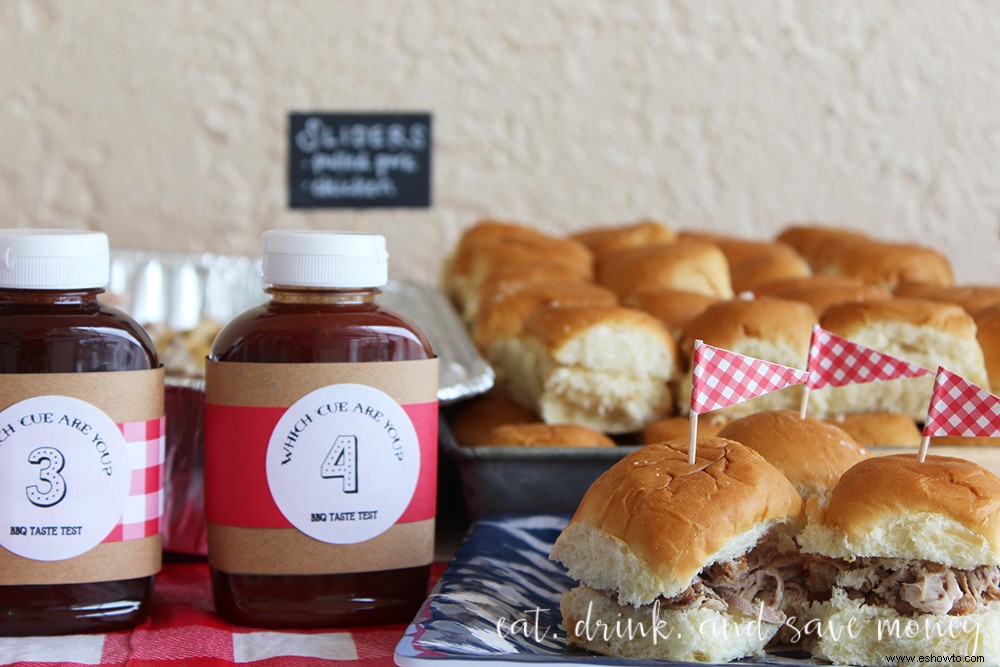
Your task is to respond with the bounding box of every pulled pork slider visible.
[550,438,803,662]
[717,410,869,498]
[798,454,1000,665]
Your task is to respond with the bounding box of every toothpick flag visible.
[689,340,809,464]
[918,366,1000,462]
[691,341,810,414]
[799,325,935,418]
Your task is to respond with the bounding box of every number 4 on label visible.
[321,435,358,493]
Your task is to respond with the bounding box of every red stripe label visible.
[205,401,437,529]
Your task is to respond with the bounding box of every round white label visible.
[0,396,130,561]
[266,383,421,544]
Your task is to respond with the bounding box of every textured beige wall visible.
[2,0,999,284]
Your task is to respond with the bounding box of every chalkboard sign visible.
[288,112,432,209]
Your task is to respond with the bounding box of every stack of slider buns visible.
[444,219,997,449]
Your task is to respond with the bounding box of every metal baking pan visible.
[108,249,493,555]
[441,419,1000,521]
[439,418,641,520]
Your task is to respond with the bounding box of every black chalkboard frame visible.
[288,112,433,209]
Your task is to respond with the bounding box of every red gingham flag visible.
[923,367,1000,438]
[691,342,809,414]
[807,325,934,390]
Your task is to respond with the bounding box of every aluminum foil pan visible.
[109,249,492,399]
[108,249,493,555]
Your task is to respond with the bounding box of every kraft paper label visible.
[0,369,164,585]
[205,358,438,575]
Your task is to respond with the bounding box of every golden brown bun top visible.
[717,411,869,496]
[823,412,921,447]
[476,263,590,301]
[473,281,618,352]
[681,297,818,360]
[821,454,1000,556]
[641,414,729,446]
[482,423,615,448]
[450,225,593,282]
[681,232,805,269]
[568,438,803,591]
[449,392,539,446]
[571,220,677,258]
[894,284,1000,317]
[623,289,720,336]
[776,224,869,267]
[825,241,954,289]
[759,276,892,317]
[755,275,870,296]
[976,304,1000,391]
[729,247,812,293]
[594,240,733,300]
[820,298,978,341]
[455,219,554,254]
[523,304,674,353]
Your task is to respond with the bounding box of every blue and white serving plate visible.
[394,515,821,666]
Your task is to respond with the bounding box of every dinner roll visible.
[818,240,954,290]
[461,262,591,323]
[756,275,892,317]
[823,412,922,447]
[481,423,615,448]
[895,284,1000,317]
[472,280,617,356]
[449,392,540,446]
[679,233,812,293]
[641,414,729,446]
[717,410,869,497]
[494,305,677,434]
[595,240,733,300]
[443,221,593,316]
[809,298,989,420]
[678,297,817,417]
[776,224,869,271]
[976,303,1000,392]
[571,220,676,259]
[623,288,720,340]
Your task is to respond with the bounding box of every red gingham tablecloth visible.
[0,562,444,667]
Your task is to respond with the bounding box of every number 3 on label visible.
[26,446,67,508]
[321,435,358,493]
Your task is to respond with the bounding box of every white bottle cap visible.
[0,229,110,289]
[262,231,389,288]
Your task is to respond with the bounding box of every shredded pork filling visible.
[803,554,1000,616]
[615,533,805,625]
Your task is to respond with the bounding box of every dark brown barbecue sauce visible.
[0,287,159,636]
[206,232,436,628]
